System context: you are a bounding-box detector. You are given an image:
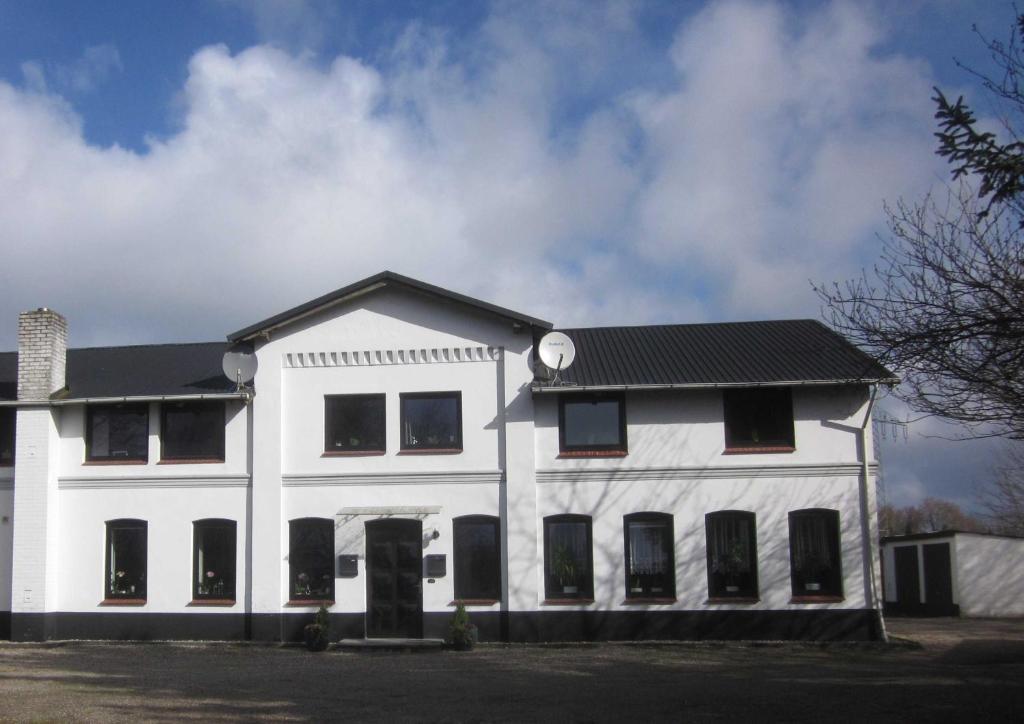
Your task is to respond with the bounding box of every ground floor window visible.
[289,518,335,601]
[624,513,675,598]
[453,515,501,601]
[106,519,147,600]
[706,511,758,598]
[789,509,842,597]
[544,515,593,600]
[193,519,236,600]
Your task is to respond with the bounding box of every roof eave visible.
[531,377,900,393]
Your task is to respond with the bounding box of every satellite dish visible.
[222,347,258,387]
[538,332,575,383]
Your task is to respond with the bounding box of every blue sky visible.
[0,0,1017,511]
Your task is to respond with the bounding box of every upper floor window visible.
[105,519,147,601]
[289,517,335,602]
[624,513,675,599]
[87,403,149,463]
[453,515,501,602]
[325,394,385,454]
[789,509,843,599]
[400,392,462,452]
[705,511,758,599]
[543,514,593,601]
[193,519,236,602]
[723,387,794,453]
[558,392,627,456]
[161,400,225,462]
[0,407,14,466]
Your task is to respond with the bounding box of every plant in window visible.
[551,545,578,594]
[798,551,831,591]
[712,539,749,592]
[303,605,330,652]
[448,600,478,651]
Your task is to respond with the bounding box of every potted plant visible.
[798,551,831,592]
[303,604,330,652]
[551,545,578,594]
[448,600,478,651]
[713,540,748,593]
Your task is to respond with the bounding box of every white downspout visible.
[859,385,887,642]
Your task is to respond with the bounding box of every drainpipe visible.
[859,385,888,642]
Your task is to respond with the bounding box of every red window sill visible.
[723,446,795,455]
[285,599,335,607]
[790,595,844,604]
[557,450,628,458]
[448,599,499,606]
[621,597,677,605]
[706,597,760,604]
[396,449,463,455]
[84,459,148,466]
[542,598,594,606]
[0,462,14,468]
[158,458,226,465]
[322,450,386,457]
[188,599,236,607]
[100,598,146,606]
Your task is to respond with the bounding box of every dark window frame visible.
[324,393,387,454]
[160,400,226,462]
[453,515,502,602]
[623,512,676,600]
[86,403,150,463]
[705,511,759,600]
[288,517,335,602]
[0,407,14,466]
[723,387,795,452]
[788,508,843,599]
[558,392,628,455]
[105,519,147,601]
[543,514,594,601]
[399,391,463,452]
[192,518,237,602]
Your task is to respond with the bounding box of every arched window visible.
[193,519,236,601]
[543,515,593,600]
[788,509,842,598]
[289,518,335,602]
[623,513,675,599]
[705,511,758,599]
[453,515,501,602]
[105,519,147,600]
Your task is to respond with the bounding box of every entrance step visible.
[335,638,445,652]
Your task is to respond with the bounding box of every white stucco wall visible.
[954,534,1024,617]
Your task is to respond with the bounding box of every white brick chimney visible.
[11,307,67,640]
[17,308,67,400]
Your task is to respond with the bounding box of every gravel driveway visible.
[0,618,1021,722]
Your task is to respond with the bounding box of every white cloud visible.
[20,44,122,95]
[0,0,944,350]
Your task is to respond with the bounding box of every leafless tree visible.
[977,443,1024,535]
[878,498,985,536]
[816,13,1024,440]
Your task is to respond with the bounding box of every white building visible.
[882,531,1024,618]
[0,272,895,642]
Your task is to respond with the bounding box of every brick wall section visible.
[17,309,67,401]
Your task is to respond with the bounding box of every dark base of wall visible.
[2,608,882,643]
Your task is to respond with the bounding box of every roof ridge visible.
[556,319,818,332]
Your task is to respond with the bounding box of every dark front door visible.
[894,545,921,613]
[923,543,957,616]
[366,519,423,638]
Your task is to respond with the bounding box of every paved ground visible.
[0,618,1021,722]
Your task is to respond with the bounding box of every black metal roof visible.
[228,270,552,342]
[535,320,896,389]
[0,343,237,401]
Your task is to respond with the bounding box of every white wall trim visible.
[536,462,874,484]
[282,470,504,487]
[282,345,502,369]
[57,474,251,490]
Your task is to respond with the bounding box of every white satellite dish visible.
[538,332,575,383]
[222,347,258,387]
